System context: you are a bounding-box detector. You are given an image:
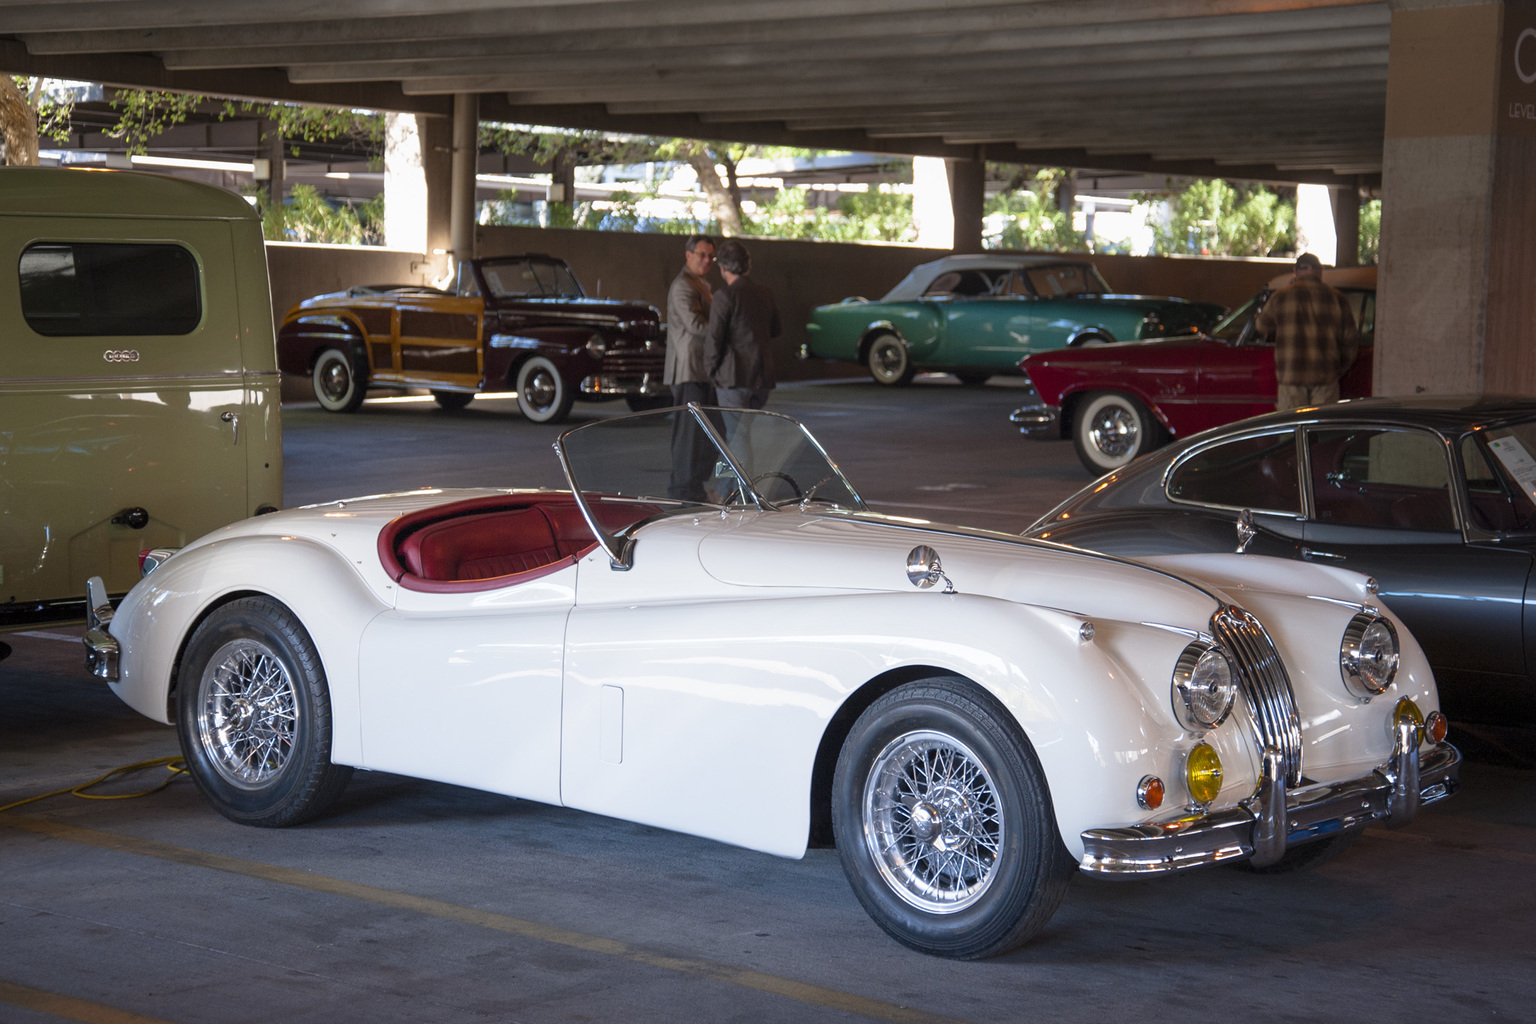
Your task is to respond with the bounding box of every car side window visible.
[1308,427,1454,531]
[1167,431,1301,514]
[921,270,995,297]
[1463,434,1534,531]
[19,241,201,336]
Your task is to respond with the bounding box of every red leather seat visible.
[399,508,560,582]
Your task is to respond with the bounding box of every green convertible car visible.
[802,255,1226,385]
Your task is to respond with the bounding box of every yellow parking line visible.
[2,815,968,1024]
[0,979,176,1024]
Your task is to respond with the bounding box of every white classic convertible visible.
[84,406,1460,959]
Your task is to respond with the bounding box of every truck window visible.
[19,241,201,336]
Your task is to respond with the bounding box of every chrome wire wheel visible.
[1085,402,1139,461]
[862,729,1004,914]
[196,638,299,791]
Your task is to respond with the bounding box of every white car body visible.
[87,406,1459,958]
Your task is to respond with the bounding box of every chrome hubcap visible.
[863,730,1003,913]
[197,639,298,790]
[1088,406,1138,458]
[318,357,350,402]
[523,370,557,409]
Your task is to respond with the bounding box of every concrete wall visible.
[264,232,1290,398]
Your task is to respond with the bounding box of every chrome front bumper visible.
[579,373,665,396]
[1080,733,1460,877]
[1009,404,1060,439]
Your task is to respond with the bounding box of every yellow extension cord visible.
[0,756,187,814]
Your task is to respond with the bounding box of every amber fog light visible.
[1425,710,1448,744]
[1185,743,1223,806]
[1137,775,1165,810]
[1392,697,1425,745]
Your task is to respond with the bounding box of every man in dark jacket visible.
[706,239,780,410]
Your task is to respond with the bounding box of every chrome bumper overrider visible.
[82,575,120,682]
[1079,736,1460,876]
[1009,404,1060,439]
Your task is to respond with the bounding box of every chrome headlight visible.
[1341,611,1399,699]
[1171,640,1238,730]
[585,335,608,358]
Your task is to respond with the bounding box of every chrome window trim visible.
[1161,425,1306,519]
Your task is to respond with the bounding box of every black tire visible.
[312,346,367,413]
[865,332,916,386]
[1071,391,1166,475]
[1235,830,1361,875]
[832,678,1074,959]
[1069,332,1114,347]
[515,356,575,424]
[432,390,474,411]
[954,371,991,386]
[176,597,352,828]
[625,393,671,413]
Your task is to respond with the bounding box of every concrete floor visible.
[3,378,1534,1023]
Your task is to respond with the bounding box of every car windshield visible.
[478,257,585,299]
[556,407,866,563]
[1208,292,1266,341]
[1209,286,1375,344]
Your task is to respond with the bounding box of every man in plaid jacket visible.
[1255,252,1360,411]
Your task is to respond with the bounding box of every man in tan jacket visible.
[665,234,717,501]
[665,234,716,407]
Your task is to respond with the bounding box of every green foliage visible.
[743,186,915,242]
[984,169,1087,252]
[11,77,74,145]
[1358,198,1381,264]
[1140,178,1295,257]
[251,184,384,245]
[107,90,202,155]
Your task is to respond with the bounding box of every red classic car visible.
[1013,266,1376,473]
[278,255,667,424]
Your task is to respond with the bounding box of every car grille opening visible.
[1212,605,1303,786]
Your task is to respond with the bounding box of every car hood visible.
[697,510,1228,627]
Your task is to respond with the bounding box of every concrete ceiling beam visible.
[154,17,1385,73]
[13,0,1386,54]
[578,66,1388,114]
[282,29,1387,86]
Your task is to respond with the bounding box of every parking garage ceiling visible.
[1,0,1388,186]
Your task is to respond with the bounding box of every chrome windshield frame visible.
[553,404,867,570]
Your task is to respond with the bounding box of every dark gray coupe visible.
[1026,396,1536,726]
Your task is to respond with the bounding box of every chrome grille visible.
[1213,606,1303,786]
[601,350,664,374]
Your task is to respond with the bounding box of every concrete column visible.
[1375,0,1536,396]
[1333,184,1361,267]
[949,155,986,253]
[422,113,453,271]
[449,92,479,267]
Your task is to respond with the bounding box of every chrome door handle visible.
[222,410,239,445]
[1301,547,1345,562]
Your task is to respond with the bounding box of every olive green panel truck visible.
[0,168,282,643]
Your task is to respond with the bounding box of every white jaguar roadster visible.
[85,406,1460,959]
